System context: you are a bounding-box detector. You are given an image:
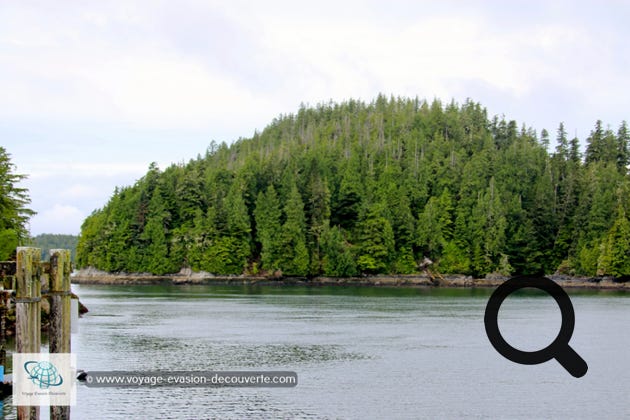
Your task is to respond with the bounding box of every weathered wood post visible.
[0,290,10,380]
[16,247,41,420]
[48,249,71,420]
[0,263,13,389]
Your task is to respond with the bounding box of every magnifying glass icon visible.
[484,276,588,378]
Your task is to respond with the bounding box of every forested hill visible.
[32,234,78,262]
[76,96,630,278]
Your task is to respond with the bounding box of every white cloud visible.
[2,0,629,234]
[23,162,149,180]
[29,204,85,235]
[0,2,280,130]
[81,53,276,129]
[257,15,599,103]
[60,184,102,200]
[1,1,627,131]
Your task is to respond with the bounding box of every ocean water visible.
[4,284,629,419]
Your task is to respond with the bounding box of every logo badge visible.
[24,360,64,389]
[13,353,76,406]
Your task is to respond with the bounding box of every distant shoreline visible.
[71,269,630,290]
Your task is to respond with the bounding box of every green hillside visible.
[76,96,630,277]
[32,234,78,262]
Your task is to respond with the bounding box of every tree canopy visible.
[76,97,630,277]
[0,147,34,260]
[32,234,79,262]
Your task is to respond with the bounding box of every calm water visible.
[4,284,629,419]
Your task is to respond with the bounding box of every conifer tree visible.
[279,183,309,276]
[617,121,629,173]
[0,147,34,258]
[555,123,569,160]
[321,225,357,277]
[585,120,604,165]
[357,202,395,274]
[254,186,282,271]
[140,189,173,274]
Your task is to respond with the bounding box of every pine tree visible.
[528,163,556,273]
[0,229,18,262]
[321,225,357,277]
[540,128,550,150]
[306,173,331,274]
[598,206,630,276]
[223,180,251,273]
[254,186,282,271]
[416,197,443,258]
[0,147,34,259]
[617,121,629,173]
[181,208,208,270]
[437,188,455,240]
[555,123,569,160]
[569,136,581,164]
[140,189,173,274]
[332,155,363,230]
[438,241,470,274]
[279,183,309,275]
[585,120,604,165]
[585,121,618,165]
[388,189,416,273]
[471,178,507,273]
[357,202,395,274]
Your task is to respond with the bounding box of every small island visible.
[74,98,630,283]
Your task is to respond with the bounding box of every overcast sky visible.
[2,0,629,235]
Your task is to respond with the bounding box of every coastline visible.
[71,268,630,290]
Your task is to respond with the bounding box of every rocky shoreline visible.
[71,268,630,290]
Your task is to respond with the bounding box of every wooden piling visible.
[48,249,71,420]
[16,247,41,420]
[0,290,10,370]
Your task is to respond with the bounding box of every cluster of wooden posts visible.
[0,247,74,420]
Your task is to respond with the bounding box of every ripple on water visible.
[85,335,370,371]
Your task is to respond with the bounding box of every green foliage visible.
[139,190,174,275]
[357,203,395,274]
[31,234,79,262]
[417,197,445,258]
[392,246,417,274]
[254,186,282,271]
[616,121,630,172]
[437,241,470,274]
[202,237,248,275]
[597,207,630,276]
[0,229,18,261]
[278,182,309,276]
[0,147,34,250]
[321,226,357,277]
[75,97,630,278]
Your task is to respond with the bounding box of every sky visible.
[1,0,629,236]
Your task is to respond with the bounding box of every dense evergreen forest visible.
[76,97,630,278]
[32,234,78,262]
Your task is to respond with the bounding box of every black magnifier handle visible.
[555,345,588,378]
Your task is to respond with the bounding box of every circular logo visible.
[24,360,64,389]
